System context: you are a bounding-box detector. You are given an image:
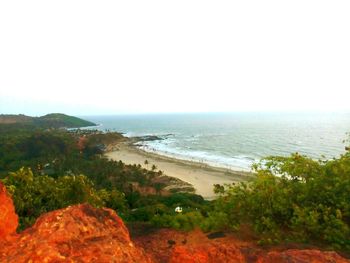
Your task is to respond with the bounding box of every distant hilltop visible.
[0,113,96,128]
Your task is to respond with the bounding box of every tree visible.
[1,167,116,229]
[206,148,350,250]
[154,182,165,195]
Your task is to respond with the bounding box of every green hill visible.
[0,113,96,128]
[36,113,96,128]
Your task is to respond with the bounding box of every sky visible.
[0,1,349,116]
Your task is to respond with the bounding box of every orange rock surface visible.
[134,228,251,263]
[0,182,18,240]
[0,182,349,262]
[168,246,349,263]
[258,249,349,263]
[0,203,151,262]
[135,228,349,263]
[169,243,246,263]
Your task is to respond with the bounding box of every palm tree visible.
[151,164,157,171]
[154,183,164,195]
[144,160,149,168]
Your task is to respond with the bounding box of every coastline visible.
[105,141,254,199]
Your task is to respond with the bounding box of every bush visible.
[207,150,350,250]
[1,167,126,230]
[151,211,205,231]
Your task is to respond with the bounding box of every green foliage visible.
[125,193,209,227]
[0,113,96,128]
[0,128,169,194]
[199,211,230,232]
[207,150,350,250]
[19,132,71,159]
[0,129,77,175]
[1,167,126,230]
[151,211,205,231]
[0,127,207,231]
[97,189,128,215]
[3,117,349,252]
[36,113,96,128]
[129,204,168,222]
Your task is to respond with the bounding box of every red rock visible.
[0,186,349,262]
[135,228,349,263]
[169,244,349,263]
[258,249,349,263]
[169,243,246,263]
[0,204,152,262]
[0,182,18,241]
[134,228,251,263]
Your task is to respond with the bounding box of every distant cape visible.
[0,113,96,128]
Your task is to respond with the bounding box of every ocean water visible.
[84,112,350,171]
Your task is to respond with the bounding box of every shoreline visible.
[135,145,252,173]
[105,142,254,199]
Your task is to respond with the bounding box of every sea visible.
[83,112,350,171]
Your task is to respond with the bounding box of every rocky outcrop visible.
[134,228,247,263]
[169,246,350,263]
[169,243,246,263]
[0,183,349,262]
[258,249,349,263]
[0,197,151,262]
[135,228,349,263]
[0,182,18,241]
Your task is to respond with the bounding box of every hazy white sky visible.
[0,1,349,116]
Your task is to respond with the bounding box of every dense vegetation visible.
[205,149,350,251]
[0,124,206,230]
[0,113,96,128]
[135,138,350,252]
[2,167,126,229]
[0,120,349,252]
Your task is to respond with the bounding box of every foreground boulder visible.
[0,182,18,240]
[169,243,246,263]
[0,203,151,262]
[168,246,349,263]
[0,182,349,262]
[258,249,349,263]
[135,228,349,263]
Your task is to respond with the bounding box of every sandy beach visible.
[106,142,254,199]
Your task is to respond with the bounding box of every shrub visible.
[1,167,125,230]
[151,211,205,231]
[208,150,350,250]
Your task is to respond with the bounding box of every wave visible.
[137,139,255,171]
[84,113,349,168]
